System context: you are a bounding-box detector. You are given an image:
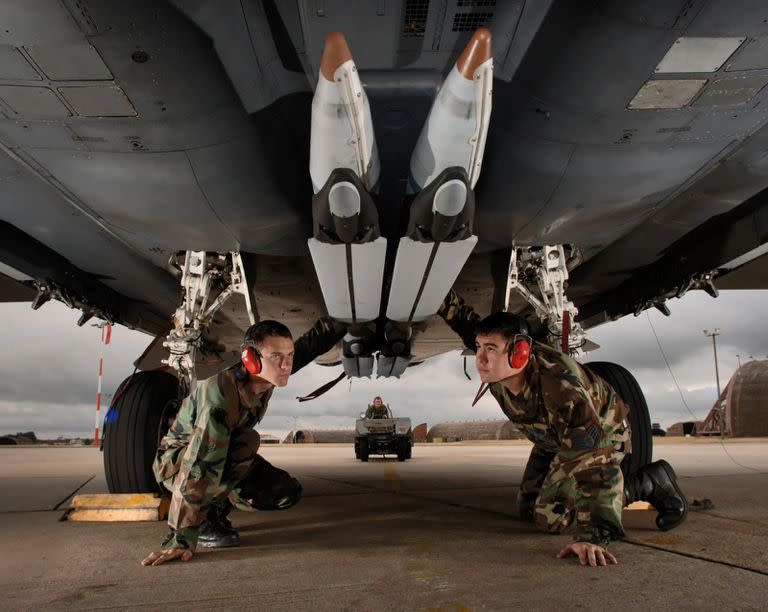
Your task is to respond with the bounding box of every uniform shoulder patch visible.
[569,423,603,449]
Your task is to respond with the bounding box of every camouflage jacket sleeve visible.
[555,379,625,546]
[292,316,346,373]
[437,289,481,351]
[163,378,238,551]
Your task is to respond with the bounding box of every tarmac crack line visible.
[623,538,768,577]
[693,511,768,526]
[70,580,375,610]
[680,471,768,478]
[312,476,768,576]
[52,475,94,510]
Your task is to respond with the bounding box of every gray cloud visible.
[0,400,96,438]
[587,290,768,426]
[1,289,765,438]
[262,351,500,432]
[587,291,767,373]
[0,301,151,407]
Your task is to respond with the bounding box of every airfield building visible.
[426,420,525,442]
[669,360,768,437]
[288,429,357,443]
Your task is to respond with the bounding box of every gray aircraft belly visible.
[1,0,767,346]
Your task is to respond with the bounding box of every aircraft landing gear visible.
[102,250,256,493]
[162,250,256,391]
[505,245,586,353]
[584,361,652,478]
[103,371,178,493]
[506,245,652,476]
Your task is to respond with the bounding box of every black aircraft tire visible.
[583,361,652,479]
[359,438,369,462]
[103,371,179,493]
[396,438,408,462]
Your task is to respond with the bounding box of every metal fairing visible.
[1,0,767,361]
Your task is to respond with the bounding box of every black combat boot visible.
[198,499,240,548]
[240,456,303,511]
[625,459,688,531]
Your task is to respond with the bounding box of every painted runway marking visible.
[383,463,402,494]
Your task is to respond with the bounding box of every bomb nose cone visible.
[320,31,354,80]
[456,27,492,79]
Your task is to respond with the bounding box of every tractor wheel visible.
[396,437,408,462]
[359,437,369,462]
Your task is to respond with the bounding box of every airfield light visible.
[703,328,723,435]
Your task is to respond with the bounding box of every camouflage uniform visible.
[153,317,343,551]
[439,291,631,546]
[365,404,390,419]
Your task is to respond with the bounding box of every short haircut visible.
[242,320,292,349]
[373,396,382,401]
[475,312,530,349]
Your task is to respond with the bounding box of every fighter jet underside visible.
[2,0,768,379]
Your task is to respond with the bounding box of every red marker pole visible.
[94,324,112,447]
[94,326,104,446]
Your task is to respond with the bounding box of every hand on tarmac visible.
[141,547,194,566]
[556,542,618,567]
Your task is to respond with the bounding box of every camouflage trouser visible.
[518,444,626,539]
[154,428,300,514]
[517,446,557,522]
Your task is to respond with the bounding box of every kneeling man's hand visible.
[141,547,193,566]
[557,542,617,566]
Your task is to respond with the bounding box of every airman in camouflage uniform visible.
[365,396,390,419]
[438,289,687,566]
[142,317,344,566]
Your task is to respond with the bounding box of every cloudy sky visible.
[1,288,765,440]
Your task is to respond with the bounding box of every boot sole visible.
[655,459,688,531]
[198,535,240,548]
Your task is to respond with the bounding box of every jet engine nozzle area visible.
[312,168,381,245]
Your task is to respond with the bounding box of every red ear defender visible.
[241,346,262,376]
[509,335,532,369]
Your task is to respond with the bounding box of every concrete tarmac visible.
[1,439,767,611]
